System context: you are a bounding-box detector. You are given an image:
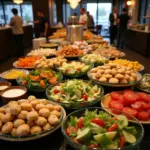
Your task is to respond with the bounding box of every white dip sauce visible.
[0,85,9,91]
[2,89,25,98]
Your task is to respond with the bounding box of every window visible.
[0,2,5,24]
[21,3,33,23]
[0,1,33,25]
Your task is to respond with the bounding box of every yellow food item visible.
[4,69,26,79]
[109,59,142,71]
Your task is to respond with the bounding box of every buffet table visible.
[0,28,150,150]
[124,28,150,57]
[0,25,33,61]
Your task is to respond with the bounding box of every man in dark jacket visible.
[109,7,118,45]
[117,8,130,49]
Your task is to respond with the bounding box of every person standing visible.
[79,8,88,29]
[87,11,94,29]
[28,11,48,37]
[109,7,118,45]
[117,8,130,49]
[9,8,24,57]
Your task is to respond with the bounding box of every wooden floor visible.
[0,46,150,73]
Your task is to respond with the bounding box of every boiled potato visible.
[1,113,14,123]
[39,108,50,118]
[27,111,39,122]
[20,103,32,111]
[48,115,59,125]
[36,117,47,126]
[18,110,28,120]
[30,126,42,134]
[16,124,30,136]
[14,119,25,128]
[1,122,13,134]
[43,123,51,131]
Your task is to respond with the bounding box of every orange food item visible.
[29,75,41,81]
[40,80,46,88]
[17,57,40,67]
[49,77,57,84]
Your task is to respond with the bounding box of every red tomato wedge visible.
[91,118,105,127]
[109,100,124,113]
[137,111,149,120]
[77,117,84,129]
[66,126,77,136]
[119,136,126,148]
[107,124,119,132]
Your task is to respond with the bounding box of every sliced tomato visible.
[111,92,122,100]
[131,101,142,111]
[123,107,137,118]
[66,126,77,136]
[119,136,126,148]
[107,124,119,132]
[138,93,150,102]
[123,92,138,106]
[137,111,149,120]
[22,80,27,85]
[138,101,150,110]
[88,144,100,149]
[91,118,105,127]
[77,117,84,129]
[109,100,123,114]
[81,94,88,100]
[40,80,46,88]
[53,89,60,94]
[57,98,60,103]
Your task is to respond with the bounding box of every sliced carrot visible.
[40,80,46,88]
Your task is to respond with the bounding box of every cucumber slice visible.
[94,131,117,142]
[122,130,136,144]
[76,128,91,142]
[116,115,128,128]
[106,143,118,149]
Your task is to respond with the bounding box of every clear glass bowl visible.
[0,101,66,141]
[61,107,144,150]
[46,81,104,109]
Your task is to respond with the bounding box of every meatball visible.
[18,110,28,120]
[43,123,51,131]
[53,105,61,112]
[48,115,59,125]
[0,108,5,114]
[1,113,14,123]
[20,103,32,111]
[39,108,50,118]
[11,128,17,136]
[14,119,25,128]
[9,104,21,115]
[36,117,47,126]
[51,110,61,118]
[46,104,54,111]
[35,104,46,111]
[1,122,13,134]
[0,113,4,120]
[27,111,39,122]
[30,126,42,134]
[16,124,30,136]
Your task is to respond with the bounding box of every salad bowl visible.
[46,79,104,109]
[57,61,93,78]
[61,107,144,150]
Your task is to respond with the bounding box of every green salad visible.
[80,54,108,66]
[137,74,150,93]
[58,61,92,77]
[65,110,138,149]
[47,80,102,108]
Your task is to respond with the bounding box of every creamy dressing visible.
[0,85,9,91]
[2,89,25,98]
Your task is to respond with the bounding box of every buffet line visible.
[0,28,150,149]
